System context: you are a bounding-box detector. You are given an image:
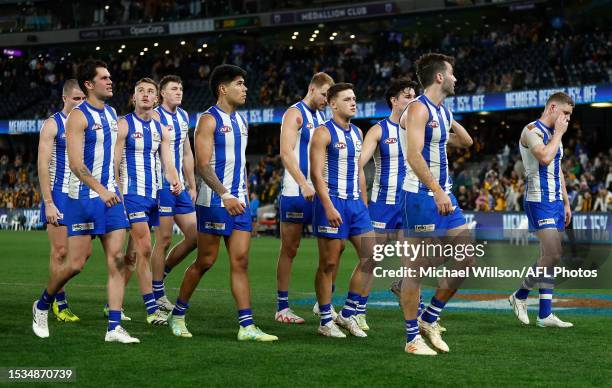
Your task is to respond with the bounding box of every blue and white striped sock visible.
[152,280,165,300]
[277,290,289,312]
[406,319,419,342]
[238,308,254,327]
[319,303,333,326]
[55,291,68,312]
[172,299,189,316]
[143,293,158,315]
[340,291,360,318]
[538,288,553,319]
[107,310,121,331]
[356,294,368,316]
[36,289,54,311]
[421,297,446,323]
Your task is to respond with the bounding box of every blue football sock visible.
[421,297,446,323]
[319,303,333,326]
[152,280,165,300]
[515,288,530,300]
[340,291,360,318]
[107,310,121,331]
[163,266,171,281]
[417,294,425,317]
[238,308,254,327]
[55,291,68,312]
[37,289,54,311]
[172,299,189,316]
[406,319,419,342]
[538,288,553,319]
[277,290,289,311]
[356,294,368,316]
[143,293,158,315]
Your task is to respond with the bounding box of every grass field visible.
[2,231,611,387]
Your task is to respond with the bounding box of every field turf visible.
[1,231,610,387]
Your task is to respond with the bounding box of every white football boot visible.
[405,335,437,356]
[536,313,573,328]
[32,301,49,338]
[508,292,530,325]
[105,325,140,344]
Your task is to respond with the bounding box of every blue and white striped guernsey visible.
[520,120,563,202]
[195,105,248,207]
[371,118,406,205]
[323,119,363,200]
[402,94,453,195]
[68,101,120,199]
[48,111,70,194]
[155,105,189,189]
[281,100,326,197]
[120,112,163,198]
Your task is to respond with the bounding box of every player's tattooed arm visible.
[359,124,381,169]
[403,102,453,215]
[66,109,107,194]
[448,120,473,148]
[280,107,312,196]
[113,118,128,194]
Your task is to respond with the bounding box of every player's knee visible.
[111,251,126,272]
[319,261,337,274]
[194,255,215,273]
[231,255,249,272]
[282,242,299,260]
[139,241,152,261]
[52,245,68,263]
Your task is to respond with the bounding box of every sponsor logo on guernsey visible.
[428,120,439,128]
[132,132,144,139]
[286,212,304,219]
[334,142,347,149]
[384,137,398,144]
[318,225,338,234]
[372,221,386,229]
[159,206,173,213]
[414,224,435,232]
[72,222,94,231]
[128,211,146,220]
[538,218,556,226]
[220,125,232,133]
[204,222,226,230]
[110,120,118,132]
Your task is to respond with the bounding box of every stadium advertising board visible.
[272,2,396,24]
[2,83,611,133]
[79,23,169,40]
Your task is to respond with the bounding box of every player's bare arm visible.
[66,109,119,207]
[447,120,473,148]
[522,114,568,165]
[160,122,182,195]
[310,125,342,227]
[182,134,197,202]
[359,124,382,168]
[195,113,244,216]
[358,128,369,205]
[403,102,452,215]
[280,107,314,200]
[37,117,60,225]
[113,117,128,196]
[560,168,571,226]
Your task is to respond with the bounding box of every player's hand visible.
[300,183,315,201]
[433,189,453,216]
[99,189,121,207]
[325,206,343,228]
[45,201,61,226]
[564,203,572,227]
[222,193,246,216]
[555,113,569,135]
[166,176,182,196]
[189,187,196,203]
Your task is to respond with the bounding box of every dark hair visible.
[209,65,247,100]
[158,75,182,103]
[326,83,354,102]
[415,53,455,89]
[546,92,575,107]
[77,60,108,96]
[385,79,418,109]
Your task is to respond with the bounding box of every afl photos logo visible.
[219,126,232,133]
[428,120,439,128]
[334,142,347,149]
[384,137,398,144]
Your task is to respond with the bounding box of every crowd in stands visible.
[0,154,40,209]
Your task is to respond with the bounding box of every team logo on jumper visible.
[414,224,435,232]
[372,221,386,229]
[132,132,143,139]
[355,139,362,152]
[60,132,66,139]
[240,125,248,136]
[428,120,439,128]
[334,142,347,149]
[306,123,314,129]
[286,212,304,219]
[152,131,161,142]
[538,218,556,226]
[204,222,226,230]
[72,222,94,231]
[110,120,118,132]
[220,125,232,133]
[180,121,188,132]
[92,123,103,131]
[318,226,338,234]
[384,137,398,144]
[128,211,146,220]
